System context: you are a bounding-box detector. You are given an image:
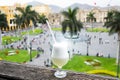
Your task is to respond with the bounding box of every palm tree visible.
[0,11,8,49]
[61,7,83,38]
[14,14,22,30]
[16,5,39,61]
[104,10,120,78]
[38,14,48,24]
[14,14,22,36]
[16,5,39,29]
[86,11,96,30]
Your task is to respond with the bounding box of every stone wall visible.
[0,61,118,80]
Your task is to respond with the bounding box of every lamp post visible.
[4,40,6,49]
[116,40,120,78]
[86,42,89,56]
[29,42,32,62]
[116,56,120,78]
[86,37,90,56]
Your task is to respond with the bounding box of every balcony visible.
[0,61,117,80]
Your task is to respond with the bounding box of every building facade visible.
[32,5,51,17]
[48,7,119,28]
[48,7,108,27]
[0,6,17,31]
[0,3,51,31]
[0,3,119,31]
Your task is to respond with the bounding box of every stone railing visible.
[0,61,118,80]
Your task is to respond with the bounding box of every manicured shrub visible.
[92,62,101,66]
[5,52,8,55]
[16,50,19,54]
[85,59,101,66]
[86,59,93,62]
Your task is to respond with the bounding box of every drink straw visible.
[46,20,56,43]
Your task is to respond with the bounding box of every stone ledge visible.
[0,61,118,80]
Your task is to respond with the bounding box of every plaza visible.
[1,24,117,64]
[1,24,118,65]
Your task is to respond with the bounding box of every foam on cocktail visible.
[52,42,69,68]
[52,42,69,58]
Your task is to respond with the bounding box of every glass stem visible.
[58,67,62,71]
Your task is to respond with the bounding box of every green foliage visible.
[14,14,22,30]
[104,10,120,35]
[16,5,39,28]
[86,11,96,22]
[61,7,83,36]
[0,11,8,29]
[87,27,109,32]
[0,49,39,63]
[38,14,48,24]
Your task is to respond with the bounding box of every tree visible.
[16,5,39,29]
[14,14,22,36]
[38,14,48,24]
[0,11,8,49]
[86,11,96,30]
[61,7,83,38]
[16,5,39,61]
[14,14,22,30]
[104,10,120,78]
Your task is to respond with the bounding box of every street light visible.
[4,40,6,49]
[116,41,120,78]
[29,42,32,62]
[86,37,91,56]
[116,56,120,78]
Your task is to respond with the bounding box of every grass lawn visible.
[21,28,43,36]
[86,27,109,32]
[52,27,61,31]
[0,49,39,63]
[62,55,120,77]
[2,36,21,45]
[2,28,43,45]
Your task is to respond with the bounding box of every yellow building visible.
[0,6,16,31]
[0,3,51,31]
[0,3,23,31]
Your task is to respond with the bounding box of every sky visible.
[0,0,120,8]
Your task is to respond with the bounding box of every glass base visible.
[54,70,67,78]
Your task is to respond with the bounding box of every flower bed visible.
[84,59,101,66]
[87,70,120,77]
